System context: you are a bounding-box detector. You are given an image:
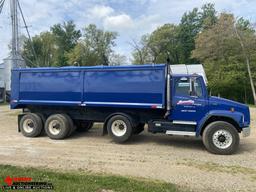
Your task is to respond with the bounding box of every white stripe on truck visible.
[172,120,197,125]
[84,101,163,108]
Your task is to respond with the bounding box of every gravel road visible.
[0,105,255,192]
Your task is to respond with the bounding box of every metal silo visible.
[3,55,25,102]
[3,55,25,92]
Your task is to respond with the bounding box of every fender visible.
[196,110,244,136]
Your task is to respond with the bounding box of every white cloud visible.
[88,5,114,19]
[103,14,134,31]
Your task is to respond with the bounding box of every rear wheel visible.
[45,114,71,140]
[60,114,75,136]
[202,121,240,155]
[20,113,43,137]
[107,115,133,143]
[35,113,46,135]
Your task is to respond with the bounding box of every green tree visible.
[192,13,256,104]
[132,3,217,65]
[132,24,181,64]
[199,3,218,30]
[68,24,118,66]
[22,32,56,67]
[51,21,81,66]
[179,3,217,63]
[148,24,181,64]
[131,35,151,64]
[179,8,200,63]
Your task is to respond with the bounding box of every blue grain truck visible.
[10,64,250,154]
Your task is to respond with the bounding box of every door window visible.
[194,78,203,97]
[175,77,190,97]
[175,77,203,97]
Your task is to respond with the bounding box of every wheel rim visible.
[111,120,127,137]
[23,119,35,133]
[49,120,61,135]
[212,129,233,149]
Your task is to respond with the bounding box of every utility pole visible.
[2,0,25,102]
[9,0,24,68]
[10,0,18,64]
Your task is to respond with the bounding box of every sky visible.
[1,0,256,64]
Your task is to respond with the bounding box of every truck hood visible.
[209,96,250,126]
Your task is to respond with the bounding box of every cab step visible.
[148,120,196,134]
[165,130,196,136]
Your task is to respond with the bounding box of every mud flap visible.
[17,114,26,132]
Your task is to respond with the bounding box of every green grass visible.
[248,104,256,108]
[0,165,183,192]
[177,159,256,181]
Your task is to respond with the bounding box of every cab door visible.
[170,76,208,124]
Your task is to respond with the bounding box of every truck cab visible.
[149,73,250,154]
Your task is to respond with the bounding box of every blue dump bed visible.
[11,64,166,109]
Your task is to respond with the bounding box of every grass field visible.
[0,165,183,192]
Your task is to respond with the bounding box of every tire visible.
[107,115,133,143]
[44,114,71,140]
[35,113,46,124]
[20,113,43,137]
[60,114,75,136]
[202,121,240,155]
[133,123,144,135]
[75,121,93,133]
[35,113,46,135]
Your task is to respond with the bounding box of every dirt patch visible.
[0,105,256,192]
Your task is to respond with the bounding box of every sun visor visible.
[169,64,207,84]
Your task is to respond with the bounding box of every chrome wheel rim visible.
[111,120,127,137]
[212,129,233,149]
[23,119,34,133]
[49,120,61,135]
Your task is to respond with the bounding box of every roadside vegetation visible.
[0,102,7,106]
[177,159,256,180]
[0,165,184,192]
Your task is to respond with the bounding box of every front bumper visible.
[242,127,250,137]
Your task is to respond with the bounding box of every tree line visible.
[21,3,256,104]
[22,22,125,67]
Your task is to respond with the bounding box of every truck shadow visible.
[69,128,206,152]
[130,134,256,154]
[236,142,256,154]
[68,127,255,153]
[131,134,205,151]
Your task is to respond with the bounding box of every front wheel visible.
[202,121,240,155]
